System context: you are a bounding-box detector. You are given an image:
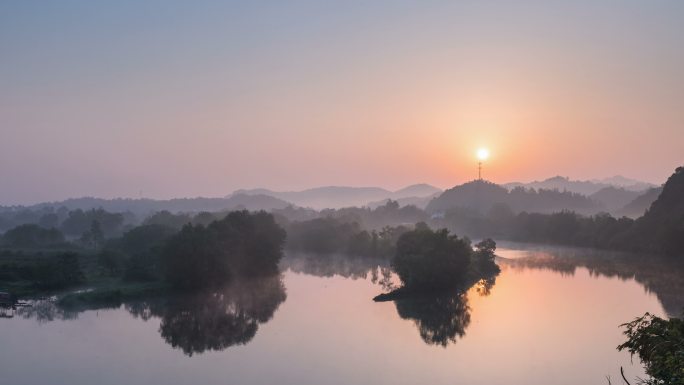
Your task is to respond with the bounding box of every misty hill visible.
[426,180,600,214]
[366,194,440,210]
[591,176,656,191]
[11,194,293,218]
[589,186,642,212]
[234,184,442,210]
[616,187,663,218]
[504,175,655,195]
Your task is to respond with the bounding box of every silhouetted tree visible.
[162,211,285,289]
[392,227,472,290]
[473,238,500,274]
[618,313,684,385]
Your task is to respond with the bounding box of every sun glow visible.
[477,148,490,161]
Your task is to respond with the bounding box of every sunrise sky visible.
[2,1,683,204]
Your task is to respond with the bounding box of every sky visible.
[1,1,683,205]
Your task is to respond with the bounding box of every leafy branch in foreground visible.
[617,313,684,385]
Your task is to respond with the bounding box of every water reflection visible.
[155,276,286,356]
[13,274,287,356]
[283,253,497,346]
[281,252,390,281]
[395,291,471,346]
[393,276,497,347]
[497,243,684,316]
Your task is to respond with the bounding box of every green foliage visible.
[97,249,127,276]
[618,313,684,385]
[162,211,286,290]
[392,227,472,290]
[2,224,65,248]
[31,253,85,290]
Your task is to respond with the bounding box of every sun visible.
[476,147,490,161]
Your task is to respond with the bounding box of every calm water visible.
[1,244,683,385]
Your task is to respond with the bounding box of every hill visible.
[426,180,600,214]
[504,175,655,195]
[616,187,663,218]
[234,184,441,210]
[589,186,642,213]
[630,167,684,255]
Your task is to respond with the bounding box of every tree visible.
[31,253,85,290]
[392,227,472,290]
[473,238,500,273]
[618,313,684,385]
[162,211,286,290]
[2,224,65,248]
[80,220,104,249]
[97,249,126,276]
[61,209,124,237]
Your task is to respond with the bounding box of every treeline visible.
[93,211,286,290]
[0,211,287,294]
[285,217,410,257]
[0,207,134,240]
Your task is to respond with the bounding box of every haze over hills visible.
[617,187,664,218]
[504,175,657,196]
[233,184,442,210]
[426,179,600,215]
[0,177,663,220]
[589,186,644,213]
[0,194,292,218]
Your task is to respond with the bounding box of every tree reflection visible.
[474,276,497,297]
[14,300,80,323]
[395,291,471,347]
[136,274,287,356]
[282,252,389,280]
[10,275,287,355]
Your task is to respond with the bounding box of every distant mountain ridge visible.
[426,179,600,215]
[504,175,656,195]
[0,194,293,217]
[233,184,442,209]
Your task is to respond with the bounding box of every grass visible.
[57,280,170,309]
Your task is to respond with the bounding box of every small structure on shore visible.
[0,291,13,306]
